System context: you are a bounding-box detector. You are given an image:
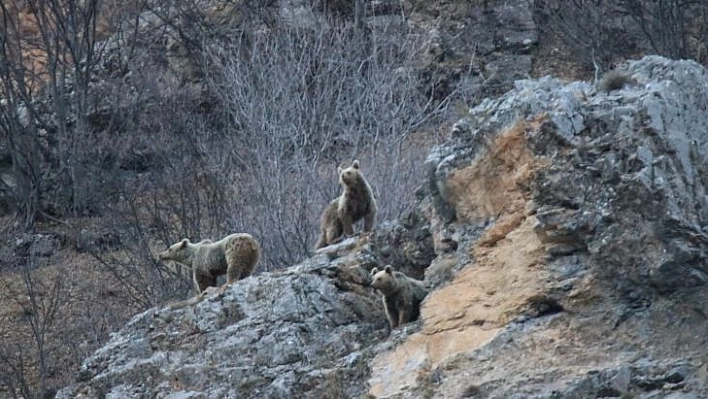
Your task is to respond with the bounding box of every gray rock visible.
[57,252,386,399]
[369,211,435,280]
[75,229,121,253]
[57,55,708,399]
[383,55,708,398]
[13,233,59,258]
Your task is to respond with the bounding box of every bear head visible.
[370,264,399,295]
[338,159,362,187]
[158,239,191,263]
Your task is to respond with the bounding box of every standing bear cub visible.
[370,265,428,330]
[315,160,377,249]
[159,233,261,295]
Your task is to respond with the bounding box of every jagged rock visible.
[75,229,121,253]
[405,0,537,101]
[369,211,435,280]
[558,360,699,398]
[370,55,708,398]
[14,233,59,258]
[57,56,708,399]
[56,251,387,398]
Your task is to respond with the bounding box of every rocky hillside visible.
[56,55,708,398]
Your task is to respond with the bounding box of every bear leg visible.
[398,307,412,326]
[194,272,216,294]
[315,232,328,249]
[226,264,242,285]
[325,225,344,246]
[363,210,376,232]
[386,307,399,329]
[340,213,354,236]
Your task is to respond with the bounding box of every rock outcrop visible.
[371,55,708,398]
[57,239,386,399]
[58,56,708,398]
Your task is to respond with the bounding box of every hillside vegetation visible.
[1,0,708,397]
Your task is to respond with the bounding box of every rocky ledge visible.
[58,56,708,398]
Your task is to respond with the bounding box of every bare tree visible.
[533,0,632,77]
[203,24,449,269]
[0,2,44,227]
[0,344,32,399]
[0,0,101,227]
[535,0,708,78]
[619,0,708,60]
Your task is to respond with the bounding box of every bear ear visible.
[352,160,360,169]
[384,265,393,273]
[370,267,379,275]
[337,166,343,175]
[179,239,188,249]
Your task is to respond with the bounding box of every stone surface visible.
[13,233,59,258]
[75,229,121,253]
[57,56,708,399]
[369,55,708,398]
[404,0,537,102]
[57,249,387,399]
[370,211,436,280]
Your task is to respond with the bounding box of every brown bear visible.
[315,160,377,249]
[158,233,261,295]
[370,265,428,329]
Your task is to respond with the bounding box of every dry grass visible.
[0,218,146,397]
[597,70,636,92]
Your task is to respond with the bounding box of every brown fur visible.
[370,265,428,329]
[158,233,261,295]
[597,70,636,92]
[315,160,377,249]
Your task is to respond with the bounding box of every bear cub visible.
[370,265,428,330]
[159,233,261,295]
[315,160,377,249]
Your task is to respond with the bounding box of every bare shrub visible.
[0,239,141,398]
[202,25,449,270]
[533,0,635,76]
[0,0,104,226]
[91,100,216,305]
[0,257,66,398]
[534,0,708,77]
[619,0,708,61]
[94,22,452,298]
